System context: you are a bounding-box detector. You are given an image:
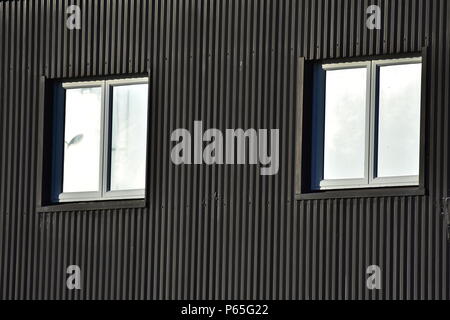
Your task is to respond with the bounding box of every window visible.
[52,78,149,202]
[310,57,422,190]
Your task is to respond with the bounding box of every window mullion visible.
[367,61,376,186]
[100,81,110,198]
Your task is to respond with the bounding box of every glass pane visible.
[323,67,367,180]
[63,87,102,193]
[110,83,148,191]
[377,63,421,178]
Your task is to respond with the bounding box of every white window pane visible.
[110,83,148,191]
[63,87,102,193]
[377,63,421,177]
[323,67,367,180]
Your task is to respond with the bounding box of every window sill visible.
[36,198,147,213]
[296,186,426,200]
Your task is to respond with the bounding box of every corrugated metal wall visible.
[0,0,449,299]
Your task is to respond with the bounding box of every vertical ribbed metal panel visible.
[0,0,449,299]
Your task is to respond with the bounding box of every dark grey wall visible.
[0,0,449,299]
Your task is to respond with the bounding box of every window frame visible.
[313,57,422,191]
[368,57,422,188]
[295,50,428,200]
[316,61,372,190]
[57,77,149,203]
